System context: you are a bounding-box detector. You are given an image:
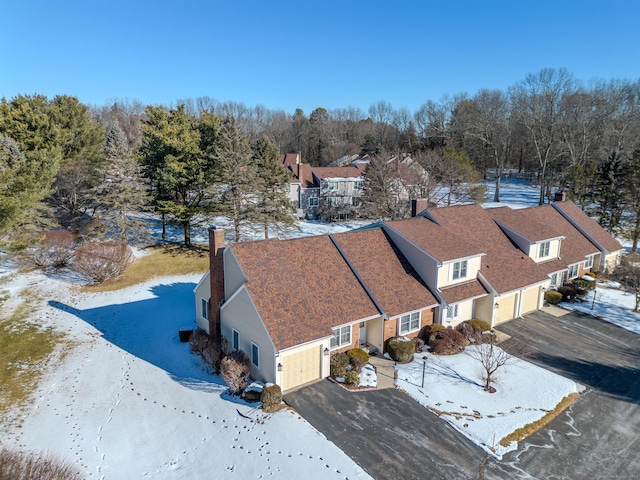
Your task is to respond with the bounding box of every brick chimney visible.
[554,191,567,202]
[411,198,430,217]
[208,226,225,340]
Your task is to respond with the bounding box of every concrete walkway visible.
[368,353,396,389]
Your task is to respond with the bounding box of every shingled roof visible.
[331,228,438,318]
[552,200,624,253]
[229,236,380,351]
[311,166,363,180]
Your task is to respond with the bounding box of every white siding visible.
[224,249,248,301]
[193,271,210,333]
[438,256,482,288]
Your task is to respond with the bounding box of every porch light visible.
[277,363,283,372]
[494,302,499,309]
[324,347,330,356]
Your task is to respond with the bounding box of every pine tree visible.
[592,152,626,235]
[105,121,129,158]
[252,135,296,239]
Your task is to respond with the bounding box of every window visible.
[584,255,594,269]
[232,329,239,351]
[330,325,351,349]
[550,273,559,288]
[351,197,360,207]
[446,304,459,320]
[567,264,579,279]
[328,181,338,191]
[327,197,337,206]
[308,197,319,207]
[251,342,259,367]
[452,260,468,280]
[201,298,208,320]
[538,241,551,259]
[353,181,363,190]
[399,312,420,335]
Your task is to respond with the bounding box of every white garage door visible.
[521,287,539,315]
[495,293,517,325]
[281,346,321,391]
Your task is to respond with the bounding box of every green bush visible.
[557,285,579,302]
[544,290,563,305]
[419,323,445,341]
[464,319,491,333]
[330,352,350,377]
[387,336,416,363]
[343,370,360,385]
[572,278,595,291]
[260,384,283,412]
[346,348,370,364]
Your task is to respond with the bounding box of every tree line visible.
[1,67,640,251]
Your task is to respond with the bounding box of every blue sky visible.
[2,0,639,115]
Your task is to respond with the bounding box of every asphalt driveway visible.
[286,309,640,480]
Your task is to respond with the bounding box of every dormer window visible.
[452,260,468,280]
[538,241,550,259]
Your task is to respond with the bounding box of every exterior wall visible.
[365,316,384,353]
[300,187,320,219]
[224,249,247,301]
[494,292,518,325]
[438,256,482,288]
[194,271,210,333]
[288,183,301,207]
[220,287,276,384]
[319,179,363,200]
[603,251,622,273]
[386,308,435,342]
[533,239,561,262]
[474,294,494,325]
[442,298,475,327]
[331,323,361,354]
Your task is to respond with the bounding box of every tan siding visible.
[495,293,517,324]
[474,295,494,324]
[521,287,539,315]
[281,346,322,391]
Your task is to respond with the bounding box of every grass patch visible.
[0,298,69,417]
[498,392,581,447]
[81,244,209,292]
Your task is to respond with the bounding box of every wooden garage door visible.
[521,287,539,315]
[282,346,321,391]
[495,293,517,324]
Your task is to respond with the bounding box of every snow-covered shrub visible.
[346,348,369,364]
[0,446,81,480]
[412,337,425,353]
[260,384,283,412]
[387,336,415,363]
[330,352,349,377]
[428,329,469,355]
[72,241,133,283]
[221,350,251,394]
[343,370,359,386]
[544,290,563,305]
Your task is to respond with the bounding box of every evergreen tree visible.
[252,135,296,239]
[105,121,130,158]
[592,152,626,235]
[214,118,257,241]
[622,150,640,253]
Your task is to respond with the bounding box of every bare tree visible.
[613,253,640,312]
[465,334,517,392]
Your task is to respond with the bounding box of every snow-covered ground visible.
[560,282,640,334]
[396,348,584,460]
[0,270,370,479]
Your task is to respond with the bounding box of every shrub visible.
[22,230,78,269]
[419,323,445,341]
[464,319,491,333]
[0,447,81,480]
[260,384,283,412]
[221,350,251,394]
[428,329,469,355]
[330,352,350,377]
[343,370,360,386]
[557,285,579,302]
[387,336,416,363]
[350,355,366,372]
[72,241,133,283]
[412,337,425,353]
[571,278,594,291]
[544,290,563,305]
[202,340,223,372]
[189,328,209,355]
[346,348,370,364]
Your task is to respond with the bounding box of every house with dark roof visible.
[194,197,623,392]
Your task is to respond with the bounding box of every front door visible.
[359,322,367,345]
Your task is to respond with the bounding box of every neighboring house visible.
[551,196,625,272]
[195,197,622,392]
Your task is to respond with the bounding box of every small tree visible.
[221,350,251,394]
[465,333,517,392]
[612,254,640,312]
[72,241,133,283]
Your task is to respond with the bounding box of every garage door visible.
[521,287,539,315]
[281,346,321,391]
[495,293,517,325]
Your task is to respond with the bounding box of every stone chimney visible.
[554,191,567,202]
[208,226,225,340]
[411,198,430,217]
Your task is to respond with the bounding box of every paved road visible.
[286,309,640,480]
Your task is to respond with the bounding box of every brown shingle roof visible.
[427,204,550,294]
[552,200,624,253]
[312,166,363,180]
[332,228,438,318]
[230,236,379,351]
[440,280,488,304]
[487,205,565,242]
[385,216,481,262]
[280,153,300,167]
[297,164,316,188]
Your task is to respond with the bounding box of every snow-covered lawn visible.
[0,270,370,480]
[560,282,640,334]
[396,348,584,460]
